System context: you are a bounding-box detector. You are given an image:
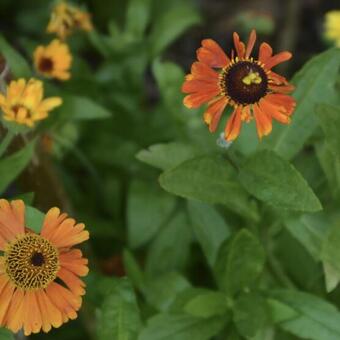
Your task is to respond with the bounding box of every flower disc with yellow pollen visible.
[34,39,72,81]
[4,234,59,290]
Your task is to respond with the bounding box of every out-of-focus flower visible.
[34,40,72,81]
[182,30,296,140]
[0,199,89,335]
[47,2,93,40]
[0,78,62,127]
[324,10,340,47]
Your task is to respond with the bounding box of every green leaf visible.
[159,155,258,220]
[149,4,201,56]
[145,272,191,312]
[316,104,340,159]
[59,96,111,120]
[123,249,145,293]
[25,206,45,233]
[187,201,230,266]
[262,48,340,160]
[145,211,192,276]
[138,314,225,340]
[321,222,340,292]
[268,289,340,340]
[97,278,142,340]
[136,142,198,170]
[11,192,34,205]
[239,149,322,212]
[0,140,35,194]
[284,213,329,261]
[184,291,229,318]
[215,229,265,296]
[125,0,152,39]
[233,293,270,338]
[0,328,14,340]
[127,180,176,248]
[0,35,31,77]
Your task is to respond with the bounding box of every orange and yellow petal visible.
[203,97,228,132]
[233,32,246,58]
[225,106,242,141]
[197,39,230,68]
[59,249,89,277]
[253,103,272,139]
[264,51,292,70]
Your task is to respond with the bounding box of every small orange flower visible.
[47,2,93,40]
[0,78,62,127]
[0,199,89,335]
[182,30,296,140]
[34,40,72,80]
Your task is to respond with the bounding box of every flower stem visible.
[0,130,14,158]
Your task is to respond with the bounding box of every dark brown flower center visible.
[31,252,45,266]
[39,57,54,73]
[222,61,268,105]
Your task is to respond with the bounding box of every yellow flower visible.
[325,10,340,47]
[34,40,72,81]
[47,2,93,40]
[0,79,62,127]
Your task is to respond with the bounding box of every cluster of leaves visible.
[0,0,340,339]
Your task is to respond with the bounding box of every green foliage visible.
[239,149,322,212]
[0,328,14,340]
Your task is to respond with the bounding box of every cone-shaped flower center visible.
[4,233,59,290]
[38,57,54,73]
[222,60,268,105]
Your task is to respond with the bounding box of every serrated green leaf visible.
[125,0,152,39]
[136,142,198,170]
[187,201,230,266]
[233,293,270,338]
[316,104,340,159]
[138,313,225,340]
[262,48,340,160]
[127,180,176,248]
[184,291,229,318]
[159,155,258,220]
[0,328,14,340]
[268,289,340,340]
[59,96,111,120]
[0,140,35,194]
[97,278,142,340]
[145,272,191,312]
[149,4,201,56]
[0,35,31,77]
[239,149,322,212]
[215,229,265,296]
[145,212,192,276]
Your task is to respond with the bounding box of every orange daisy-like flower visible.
[0,199,89,335]
[34,39,72,81]
[182,30,296,140]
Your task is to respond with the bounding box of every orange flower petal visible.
[259,98,291,124]
[40,207,68,240]
[22,291,43,335]
[57,267,86,296]
[225,106,242,141]
[265,93,296,116]
[203,97,228,132]
[233,32,245,59]
[182,79,219,94]
[197,39,230,68]
[183,89,221,109]
[3,288,24,333]
[190,62,219,80]
[245,29,256,58]
[268,83,295,94]
[265,51,292,70]
[253,103,272,139]
[60,249,89,277]
[258,42,273,64]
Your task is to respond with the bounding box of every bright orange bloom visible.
[0,200,89,335]
[182,30,296,140]
[34,39,72,81]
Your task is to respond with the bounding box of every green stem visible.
[0,130,14,158]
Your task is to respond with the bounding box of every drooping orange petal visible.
[60,249,89,277]
[183,89,221,109]
[190,62,219,80]
[264,51,292,70]
[269,71,288,85]
[22,291,43,335]
[202,97,228,132]
[245,29,256,58]
[265,93,296,116]
[268,83,295,94]
[182,79,219,94]
[259,98,291,124]
[258,42,273,64]
[3,288,24,333]
[57,267,86,296]
[197,39,230,68]
[0,275,14,325]
[225,106,242,141]
[233,32,245,58]
[253,103,272,139]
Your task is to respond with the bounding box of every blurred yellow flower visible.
[34,40,72,81]
[0,79,62,127]
[47,2,93,40]
[325,10,340,47]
